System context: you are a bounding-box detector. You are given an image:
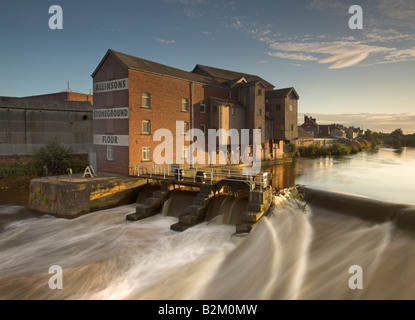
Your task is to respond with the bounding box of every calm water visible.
[1,147,415,300]
[264,147,415,205]
[296,147,415,205]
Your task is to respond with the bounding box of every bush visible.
[290,143,301,158]
[298,142,359,158]
[34,141,72,176]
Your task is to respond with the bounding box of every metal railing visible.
[129,164,270,191]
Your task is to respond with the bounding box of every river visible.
[0,147,414,300]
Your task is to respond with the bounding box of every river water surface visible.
[0,147,414,299]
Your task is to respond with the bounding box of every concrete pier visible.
[29,173,147,218]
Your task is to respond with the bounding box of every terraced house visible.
[92,49,299,175]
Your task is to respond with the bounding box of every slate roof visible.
[298,127,314,139]
[266,87,299,99]
[92,50,226,89]
[0,96,93,112]
[193,64,274,88]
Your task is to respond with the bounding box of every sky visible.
[0,0,414,133]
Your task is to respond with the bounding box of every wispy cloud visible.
[261,38,393,69]
[154,37,176,45]
[267,51,318,62]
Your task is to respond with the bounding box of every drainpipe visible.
[191,82,194,167]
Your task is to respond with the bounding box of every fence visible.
[0,143,93,156]
[129,164,271,191]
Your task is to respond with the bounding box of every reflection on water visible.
[293,147,415,205]
[263,147,415,205]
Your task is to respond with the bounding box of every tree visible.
[34,141,72,176]
[391,128,404,136]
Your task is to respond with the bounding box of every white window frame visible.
[142,146,151,162]
[142,120,151,134]
[182,98,189,112]
[142,93,151,108]
[107,146,114,161]
[200,101,206,114]
[183,122,189,135]
[182,146,189,160]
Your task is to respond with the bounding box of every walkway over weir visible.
[129,164,271,192]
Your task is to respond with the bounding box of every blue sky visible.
[0,0,414,133]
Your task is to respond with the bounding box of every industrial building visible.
[92,49,299,175]
[0,96,93,155]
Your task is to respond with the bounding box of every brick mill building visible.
[92,49,299,175]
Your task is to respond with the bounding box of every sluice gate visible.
[126,164,273,233]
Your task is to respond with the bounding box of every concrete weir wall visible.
[28,174,147,218]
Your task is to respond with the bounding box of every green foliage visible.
[363,130,380,147]
[298,143,357,158]
[34,141,72,175]
[290,143,301,158]
[391,128,404,136]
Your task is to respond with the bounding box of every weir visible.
[126,164,273,233]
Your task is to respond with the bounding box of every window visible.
[231,108,235,115]
[142,147,151,162]
[142,120,151,134]
[289,105,293,112]
[182,98,189,112]
[107,146,114,161]
[291,124,294,131]
[200,102,206,113]
[258,89,262,96]
[276,105,281,111]
[257,109,262,116]
[213,106,217,113]
[182,146,189,160]
[183,122,189,135]
[200,124,206,134]
[142,93,151,108]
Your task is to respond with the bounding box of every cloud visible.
[267,51,318,62]
[231,20,243,30]
[262,39,392,69]
[154,37,176,45]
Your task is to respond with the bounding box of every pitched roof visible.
[266,87,299,99]
[298,127,314,139]
[192,64,274,88]
[0,96,92,112]
[92,50,226,89]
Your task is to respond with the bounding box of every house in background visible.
[296,127,314,147]
[300,115,319,137]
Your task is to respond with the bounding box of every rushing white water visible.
[1,195,415,300]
